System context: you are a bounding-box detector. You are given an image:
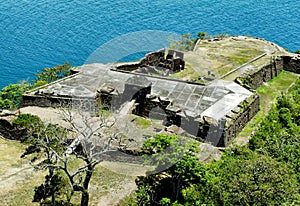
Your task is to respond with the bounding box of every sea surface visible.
[0,0,299,89]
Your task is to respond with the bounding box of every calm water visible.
[0,0,299,89]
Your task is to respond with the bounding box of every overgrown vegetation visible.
[249,78,300,180]
[0,63,72,109]
[235,70,298,142]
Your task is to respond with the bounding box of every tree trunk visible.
[49,167,55,206]
[81,190,89,206]
[80,165,93,206]
[171,176,182,202]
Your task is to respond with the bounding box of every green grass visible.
[169,63,200,81]
[0,136,137,205]
[89,165,135,205]
[233,71,299,145]
[0,137,45,206]
[133,116,152,128]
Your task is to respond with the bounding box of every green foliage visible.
[170,33,197,51]
[295,50,300,54]
[197,31,209,40]
[36,62,72,83]
[10,113,43,142]
[239,76,253,87]
[32,80,48,88]
[249,78,300,183]
[21,120,72,205]
[12,113,42,129]
[134,135,209,205]
[0,63,72,110]
[134,117,151,128]
[0,81,32,109]
[33,171,71,205]
[141,134,178,154]
[130,102,300,206]
[209,147,299,205]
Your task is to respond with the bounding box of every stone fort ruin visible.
[20,37,300,147]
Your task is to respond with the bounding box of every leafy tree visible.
[11,113,44,142]
[0,81,32,109]
[134,134,209,205]
[0,63,72,110]
[32,171,71,205]
[12,113,42,130]
[208,147,299,206]
[295,50,300,54]
[35,62,72,83]
[131,135,300,206]
[21,120,71,205]
[197,31,209,40]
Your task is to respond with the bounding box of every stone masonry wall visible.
[21,94,97,111]
[235,55,298,89]
[131,91,260,147]
[222,93,260,146]
[282,55,300,74]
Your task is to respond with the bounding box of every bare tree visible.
[22,106,129,206]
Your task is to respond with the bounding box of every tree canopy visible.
[0,62,72,109]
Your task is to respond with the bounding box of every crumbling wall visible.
[115,49,185,73]
[135,95,169,121]
[132,91,260,147]
[140,50,165,67]
[236,55,300,89]
[114,62,141,72]
[221,93,260,146]
[282,55,300,74]
[21,94,97,111]
[96,87,115,109]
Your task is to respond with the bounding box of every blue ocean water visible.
[0,0,299,89]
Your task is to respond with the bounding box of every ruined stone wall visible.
[221,93,260,146]
[114,62,141,72]
[135,95,169,120]
[235,56,292,89]
[281,55,300,74]
[140,50,165,67]
[21,94,97,111]
[132,91,260,147]
[114,51,165,73]
[181,93,261,147]
[115,49,185,73]
[236,64,270,89]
